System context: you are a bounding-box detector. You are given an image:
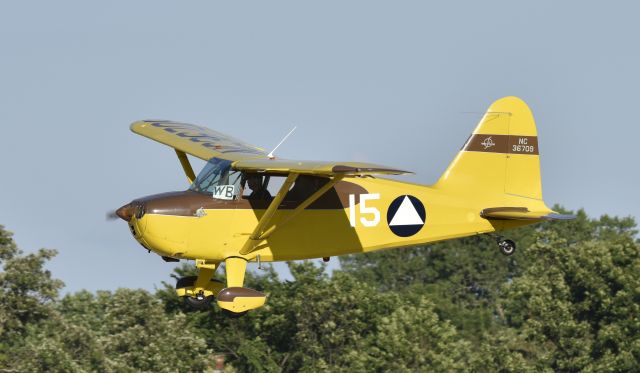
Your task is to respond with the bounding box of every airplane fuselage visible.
[127,176,540,263]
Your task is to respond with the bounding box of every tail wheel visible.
[498,239,516,256]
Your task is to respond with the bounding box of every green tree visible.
[0,225,63,369]
[162,261,486,372]
[4,206,638,372]
[59,289,212,372]
[338,208,602,337]
[157,263,286,372]
[339,232,514,340]
[500,220,640,371]
[1,225,213,372]
[12,312,105,372]
[368,297,477,372]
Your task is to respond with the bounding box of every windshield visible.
[189,158,242,197]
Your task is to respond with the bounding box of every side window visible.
[265,176,287,197]
[240,174,332,203]
[242,174,275,201]
[285,175,328,202]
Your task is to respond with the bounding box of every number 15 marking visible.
[349,193,380,227]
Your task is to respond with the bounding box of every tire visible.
[184,295,214,311]
[498,239,516,256]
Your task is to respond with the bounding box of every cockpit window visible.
[286,175,329,201]
[189,158,242,197]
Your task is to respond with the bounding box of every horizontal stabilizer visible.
[481,207,576,221]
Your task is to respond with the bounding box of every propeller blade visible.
[106,210,119,221]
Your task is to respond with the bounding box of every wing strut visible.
[239,174,345,255]
[175,150,196,185]
[257,175,344,240]
[239,173,299,255]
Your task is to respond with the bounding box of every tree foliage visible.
[0,226,211,372]
[1,209,639,372]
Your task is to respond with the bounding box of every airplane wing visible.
[131,120,411,176]
[131,120,268,161]
[480,207,575,221]
[232,158,411,176]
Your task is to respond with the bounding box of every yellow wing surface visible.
[131,120,268,161]
[233,159,410,176]
[131,120,410,176]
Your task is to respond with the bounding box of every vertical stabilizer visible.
[435,96,542,200]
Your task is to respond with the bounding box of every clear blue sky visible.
[1,1,638,293]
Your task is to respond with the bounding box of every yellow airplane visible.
[114,96,573,316]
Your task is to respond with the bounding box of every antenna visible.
[268,126,297,159]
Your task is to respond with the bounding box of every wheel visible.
[177,276,213,311]
[222,309,248,318]
[184,294,214,310]
[498,239,516,256]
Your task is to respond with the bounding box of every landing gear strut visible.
[216,257,266,316]
[174,258,265,317]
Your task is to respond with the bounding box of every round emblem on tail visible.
[386,195,426,237]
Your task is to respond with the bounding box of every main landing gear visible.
[175,257,266,317]
[176,276,222,310]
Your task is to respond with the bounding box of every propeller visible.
[106,203,136,222]
[106,210,119,221]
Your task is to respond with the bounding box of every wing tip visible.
[544,213,577,221]
[130,119,172,133]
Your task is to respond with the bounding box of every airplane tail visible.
[435,96,543,202]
